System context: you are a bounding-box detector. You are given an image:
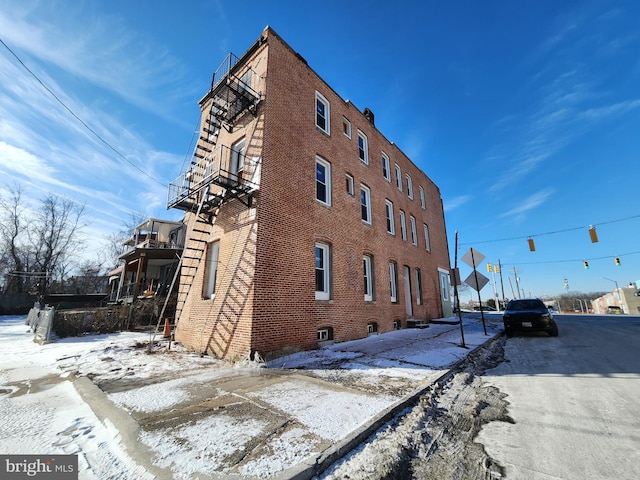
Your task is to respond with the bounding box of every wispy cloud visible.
[0,2,198,122]
[444,195,472,212]
[487,5,640,195]
[500,188,554,220]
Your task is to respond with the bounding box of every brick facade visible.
[174,27,452,360]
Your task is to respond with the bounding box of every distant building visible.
[167,27,452,360]
[109,218,185,304]
[591,284,640,314]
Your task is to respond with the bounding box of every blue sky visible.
[0,0,638,298]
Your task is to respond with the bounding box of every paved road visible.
[478,314,640,480]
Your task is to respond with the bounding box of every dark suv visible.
[503,298,559,337]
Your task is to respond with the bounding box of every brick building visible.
[167,26,452,360]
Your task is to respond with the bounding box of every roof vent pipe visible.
[363,107,375,125]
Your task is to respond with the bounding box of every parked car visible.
[605,306,623,314]
[503,298,559,337]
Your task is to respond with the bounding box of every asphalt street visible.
[478,314,640,480]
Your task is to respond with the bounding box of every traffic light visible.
[583,260,589,269]
[528,238,536,251]
[615,257,621,266]
[589,226,599,243]
[487,263,493,273]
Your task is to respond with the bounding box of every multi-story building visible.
[591,283,640,315]
[167,26,452,360]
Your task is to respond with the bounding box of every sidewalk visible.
[0,314,502,479]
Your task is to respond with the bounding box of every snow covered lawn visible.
[0,314,501,478]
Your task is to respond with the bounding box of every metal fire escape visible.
[159,52,262,330]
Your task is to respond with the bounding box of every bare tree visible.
[104,210,148,269]
[27,193,86,294]
[0,184,29,293]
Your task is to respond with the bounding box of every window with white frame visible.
[360,184,372,224]
[424,223,431,252]
[315,243,331,300]
[343,117,351,138]
[315,156,331,206]
[357,130,369,164]
[363,254,374,302]
[406,174,413,199]
[385,200,395,235]
[415,268,423,305]
[395,164,402,191]
[399,210,407,241]
[389,261,398,303]
[203,241,220,299]
[315,92,330,134]
[419,186,426,209]
[382,152,391,182]
[345,173,354,196]
[410,215,418,246]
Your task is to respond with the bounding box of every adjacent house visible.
[109,218,185,304]
[167,26,453,360]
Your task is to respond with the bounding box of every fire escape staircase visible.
[158,53,262,335]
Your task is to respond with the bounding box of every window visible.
[410,215,418,246]
[360,184,372,224]
[363,254,374,302]
[315,156,331,206]
[424,223,431,252]
[230,138,246,182]
[315,92,330,134]
[239,69,252,92]
[203,241,220,299]
[343,117,351,138]
[399,210,407,241]
[345,173,354,196]
[382,153,391,181]
[385,200,395,235]
[395,164,402,191]
[389,262,398,303]
[357,130,369,164]
[415,268,423,305]
[406,174,413,199]
[419,186,426,209]
[317,327,334,341]
[315,243,331,300]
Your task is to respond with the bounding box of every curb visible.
[73,375,173,480]
[277,331,504,480]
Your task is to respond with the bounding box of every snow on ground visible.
[0,313,502,479]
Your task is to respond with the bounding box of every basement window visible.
[317,327,334,341]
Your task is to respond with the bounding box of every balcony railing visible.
[167,144,259,211]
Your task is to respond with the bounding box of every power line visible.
[500,250,640,267]
[459,213,640,246]
[0,36,166,187]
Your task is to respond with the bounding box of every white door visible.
[404,265,413,318]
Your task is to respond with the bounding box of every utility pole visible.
[513,267,521,299]
[498,259,506,308]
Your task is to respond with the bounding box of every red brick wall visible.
[176,27,452,360]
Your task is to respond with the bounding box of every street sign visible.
[464,271,489,292]
[461,248,485,269]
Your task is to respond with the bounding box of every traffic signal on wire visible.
[615,257,621,266]
[583,260,589,269]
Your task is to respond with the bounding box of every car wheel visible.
[504,327,514,338]
[547,323,559,337]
